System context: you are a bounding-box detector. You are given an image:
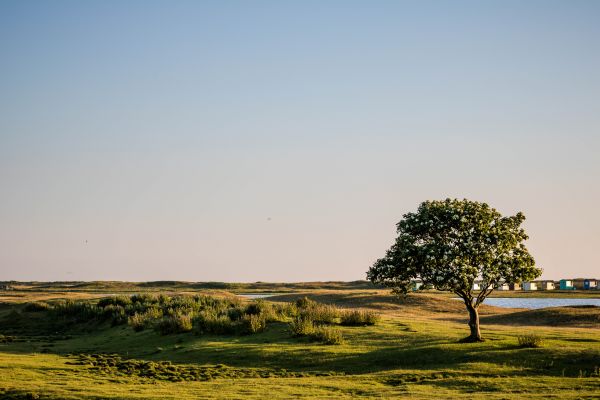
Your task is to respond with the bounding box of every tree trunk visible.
[463,303,483,342]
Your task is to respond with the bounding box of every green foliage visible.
[51,300,103,322]
[289,317,316,336]
[97,296,132,308]
[339,310,380,326]
[518,334,543,348]
[295,297,339,324]
[193,311,237,335]
[155,313,193,335]
[239,314,267,334]
[368,199,540,298]
[127,307,163,332]
[311,326,344,345]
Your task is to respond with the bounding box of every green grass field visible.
[0,282,599,399]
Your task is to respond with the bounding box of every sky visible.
[0,0,599,282]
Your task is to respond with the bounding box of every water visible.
[458,297,600,309]
[237,293,285,299]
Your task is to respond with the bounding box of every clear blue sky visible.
[1,1,599,281]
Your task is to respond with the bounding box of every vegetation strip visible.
[70,353,343,381]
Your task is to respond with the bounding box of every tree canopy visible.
[367,198,541,341]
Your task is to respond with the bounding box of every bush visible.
[518,334,543,348]
[23,302,52,312]
[227,306,245,321]
[155,314,193,335]
[289,317,316,337]
[299,303,339,324]
[97,296,131,308]
[194,312,236,335]
[340,310,380,326]
[128,313,147,332]
[104,305,127,326]
[240,314,266,334]
[295,297,316,309]
[311,326,344,345]
[52,300,103,322]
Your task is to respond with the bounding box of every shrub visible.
[244,300,267,316]
[340,310,380,326]
[299,303,339,324]
[52,300,103,322]
[294,297,340,324]
[128,313,147,332]
[23,302,52,312]
[518,334,543,348]
[155,314,193,335]
[194,312,236,335]
[295,297,316,309]
[127,307,163,332]
[130,293,158,305]
[227,306,245,321]
[289,317,316,337]
[311,326,344,345]
[240,314,266,334]
[97,296,131,308]
[104,305,127,326]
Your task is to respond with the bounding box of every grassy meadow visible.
[0,282,599,399]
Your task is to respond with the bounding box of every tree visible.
[367,199,540,342]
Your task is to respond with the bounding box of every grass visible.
[0,284,599,399]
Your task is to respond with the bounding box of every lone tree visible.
[367,199,540,342]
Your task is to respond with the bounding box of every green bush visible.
[311,326,344,345]
[97,296,131,308]
[299,303,339,324]
[295,297,317,309]
[289,317,316,336]
[518,334,543,348]
[240,314,267,334]
[340,310,380,326]
[194,312,236,335]
[23,302,52,312]
[227,306,245,321]
[52,300,103,322]
[155,313,193,335]
[128,313,147,332]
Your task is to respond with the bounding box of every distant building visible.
[496,282,510,291]
[411,280,423,291]
[472,281,482,291]
[573,279,586,290]
[0,284,13,291]
[523,281,538,291]
[540,281,555,290]
[583,279,598,290]
[509,283,522,291]
[559,279,575,290]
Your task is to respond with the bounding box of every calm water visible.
[461,297,600,309]
[237,293,284,299]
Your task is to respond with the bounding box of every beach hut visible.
[509,283,522,291]
[559,279,574,290]
[583,279,598,290]
[523,281,538,291]
[573,279,586,290]
[540,281,555,290]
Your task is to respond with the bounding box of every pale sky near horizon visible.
[1,1,599,282]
